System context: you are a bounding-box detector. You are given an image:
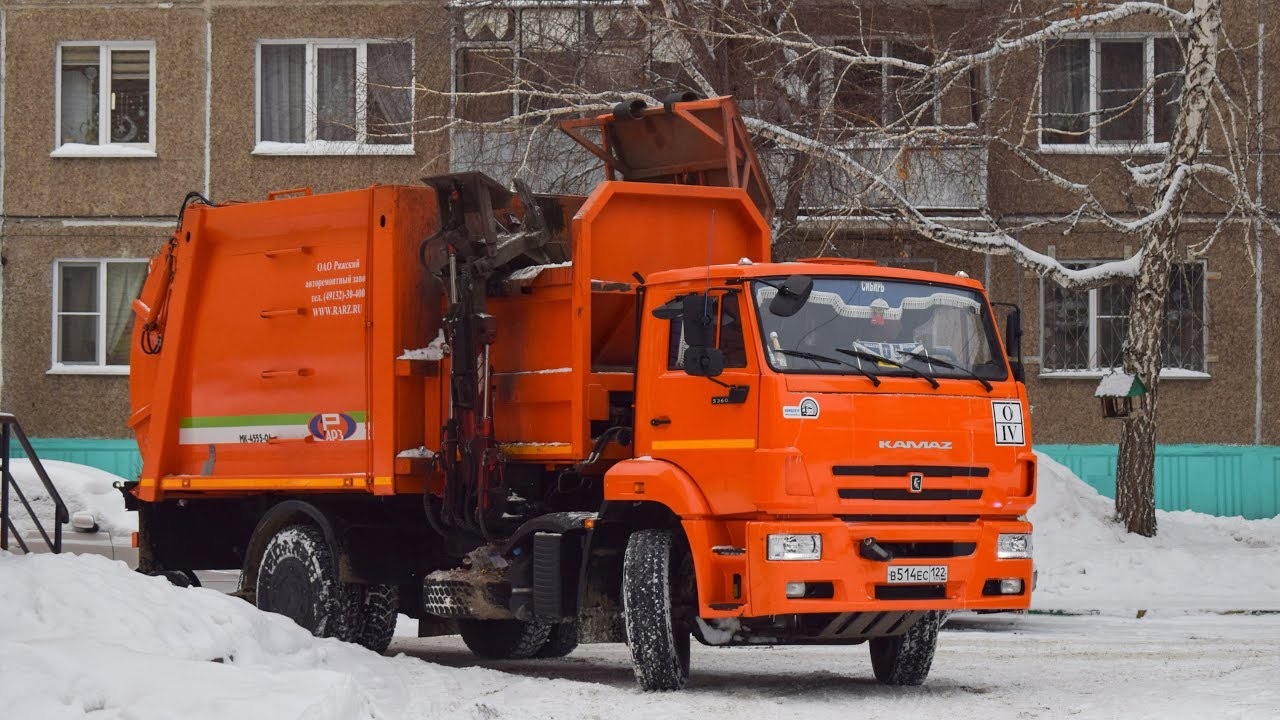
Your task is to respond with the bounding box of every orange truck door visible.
[636,289,760,516]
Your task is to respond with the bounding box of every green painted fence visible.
[9,438,142,481]
[1037,444,1280,520]
[10,438,1280,519]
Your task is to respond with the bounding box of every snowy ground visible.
[3,452,1280,718]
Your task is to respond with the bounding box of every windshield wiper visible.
[835,347,939,389]
[774,349,880,386]
[897,350,993,392]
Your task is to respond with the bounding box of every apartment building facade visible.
[1,1,1277,513]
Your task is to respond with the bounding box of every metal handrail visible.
[0,413,66,554]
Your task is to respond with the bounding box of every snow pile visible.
[4,459,136,537]
[0,552,396,719]
[1030,450,1280,612]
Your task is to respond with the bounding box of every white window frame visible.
[1038,259,1209,379]
[49,258,150,375]
[810,36,977,132]
[52,41,157,158]
[1038,33,1181,155]
[254,38,416,156]
[451,3,669,124]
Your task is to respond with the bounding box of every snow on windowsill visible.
[1037,142,1170,156]
[1039,368,1210,381]
[47,365,130,376]
[51,144,156,159]
[253,141,415,157]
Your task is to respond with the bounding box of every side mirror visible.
[651,298,683,320]
[768,275,813,318]
[1003,305,1025,382]
[684,347,725,377]
[70,511,99,533]
[1009,360,1025,383]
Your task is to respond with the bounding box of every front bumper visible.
[685,517,1034,618]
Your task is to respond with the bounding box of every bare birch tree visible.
[430,0,1270,536]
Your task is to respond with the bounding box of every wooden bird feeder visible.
[1095,371,1147,419]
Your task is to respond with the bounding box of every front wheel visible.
[623,528,694,691]
[868,611,943,686]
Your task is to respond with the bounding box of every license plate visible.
[886,565,948,584]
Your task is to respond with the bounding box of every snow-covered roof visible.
[1095,371,1145,398]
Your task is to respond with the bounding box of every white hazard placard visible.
[991,400,1026,446]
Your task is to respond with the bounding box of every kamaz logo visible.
[878,440,953,450]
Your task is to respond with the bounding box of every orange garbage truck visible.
[124,96,1036,690]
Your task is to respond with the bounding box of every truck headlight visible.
[767,533,822,561]
[997,533,1032,559]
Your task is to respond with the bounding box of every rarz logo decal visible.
[309,413,357,441]
[782,397,821,419]
[879,440,953,450]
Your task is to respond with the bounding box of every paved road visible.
[387,612,1280,719]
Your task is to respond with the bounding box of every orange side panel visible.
[131,186,442,499]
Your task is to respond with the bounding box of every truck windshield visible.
[753,277,1008,382]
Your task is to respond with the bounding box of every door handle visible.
[650,416,672,427]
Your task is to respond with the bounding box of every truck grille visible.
[840,514,979,523]
[838,488,982,501]
[833,465,989,477]
[876,541,976,559]
[875,585,947,601]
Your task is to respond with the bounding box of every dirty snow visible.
[2,454,1280,718]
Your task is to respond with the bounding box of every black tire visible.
[534,620,580,658]
[623,528,694,691]
[256,524,360,642]
[458,618,552,659]
[869,611,942,686]
[355,584,399,653]
[153,569,198,588]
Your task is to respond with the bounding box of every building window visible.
[52,259,149,373]
[1041,36,1184,147]
[815,39,940,128]
[453,5,660,123]
[256,39,414,154]
[1041,262,1205,374]
[54,42,155,156]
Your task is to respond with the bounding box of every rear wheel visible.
[534,620,580,658]
[256,524,360,641]
[623,528,694,691]
[458,618,552,659]
[868,611,942,686]
[355,584,399,653]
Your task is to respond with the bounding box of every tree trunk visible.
[1114,0,1220,536]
